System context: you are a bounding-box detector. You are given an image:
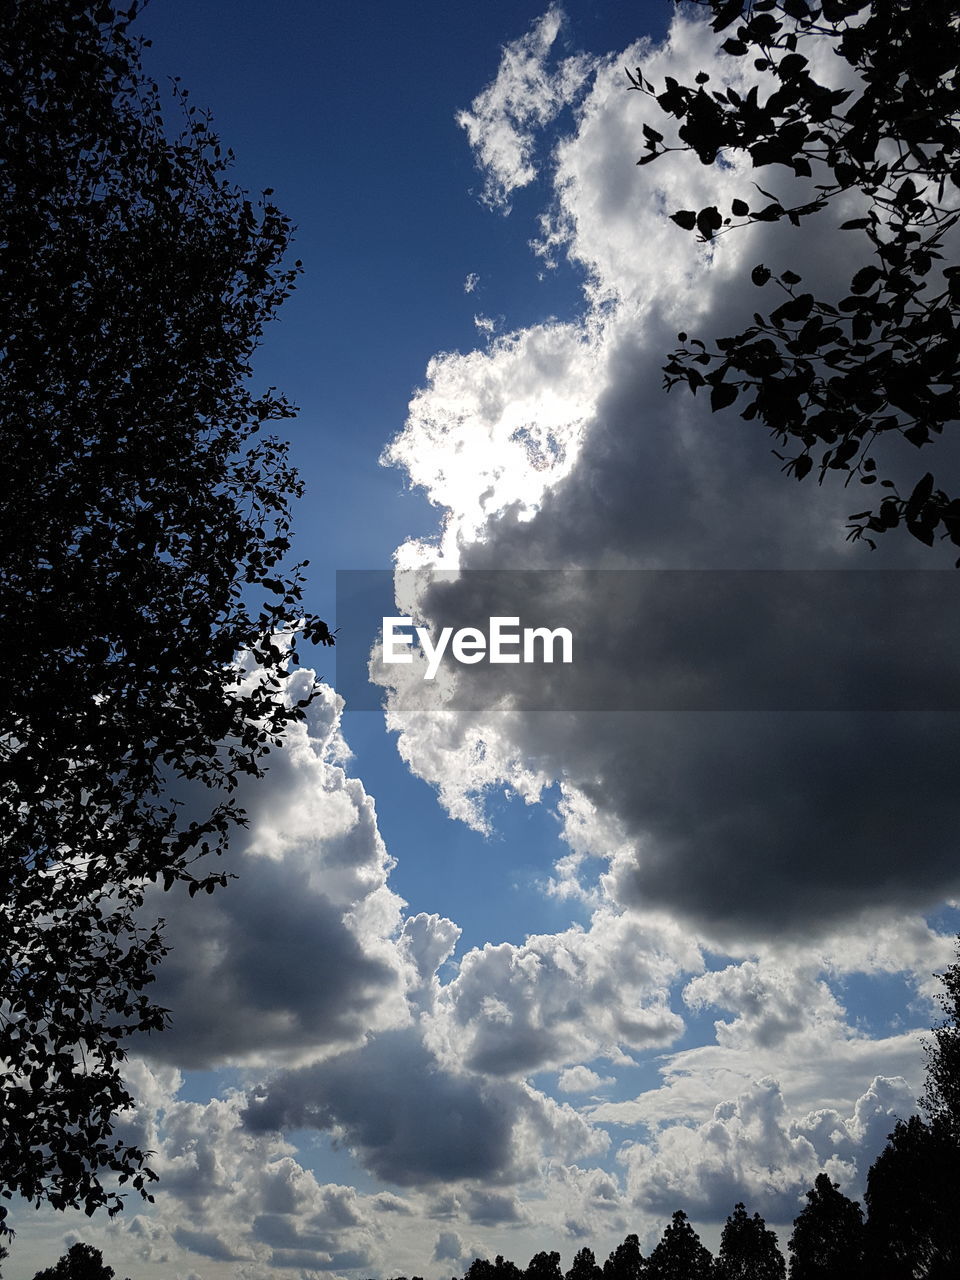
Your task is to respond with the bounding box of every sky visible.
[9,2,960,1277]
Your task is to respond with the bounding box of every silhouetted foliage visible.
[0,0,332,1234]
[32,1242,125,1280]
[646,1210,714,1280]
[526,1252,564,1280]
[923,937,960,1139]
[565,1247,603,1280]
[633,0,960,557]
[716,1202,786,1280]
[602,1234,644,1280]
[466,1257,523,1280]
[787,1173,864,1280]
[865,1113,960,1278]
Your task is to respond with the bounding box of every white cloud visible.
[368,5,960,1249]
[456,8,593,211]
[683,962,847,1053]
[426,910,700,1078]
[558,1066,614,1094]
[434,1229,467,1261]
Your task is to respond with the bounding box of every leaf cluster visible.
[0,0,331,1229]
[632,0,960,555]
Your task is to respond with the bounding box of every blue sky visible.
[132,0,672,955]
[10,3,960,1278]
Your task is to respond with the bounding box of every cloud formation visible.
[43,13,958,1280]
[138,677,409,1068]
[243,1025,607,1187]
[379,6,960,947]
[456,8,592,211]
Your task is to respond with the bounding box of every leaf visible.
[731,198,750,216]
[751,264,772,286]
[671,210,698,230]
[696,205,724,239]
[850,264,882,294]
[711,382,739,411]
[751,202,785,221]
[909,472,935,507]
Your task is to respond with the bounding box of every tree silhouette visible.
[633,0,960,557]
[865,1113,960,1279]
[565,1248,602,1280]
[526,1252,564,1280]
[646,1210,714,1280]
[716,1203,786,1280]
[923,937,960,1138]
[0,0,332,1234]
[466,1257,523,1280]
[857,939,960,1276]
[787,1173,864,1280]
[32,1242,124,1280]
[602,1234,644,1280]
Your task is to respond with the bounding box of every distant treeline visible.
[380,1108,960,1280]
[19,945,960,1280]
[389,939,960,1280]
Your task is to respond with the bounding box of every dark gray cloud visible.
[242,1029,518,1185]
[147,867,399,1067]
[242,1027,600,1187]
[171,1226,243,1262]
[462,1190,525,1225]
[131,683,406,1067]
[380,55,960,942]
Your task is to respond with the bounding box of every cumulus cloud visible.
[558,1066,614,1094]
[426,911,700,1077]
[434,1229,467,1261]
[620,1073,915,1222]
[243,1026,607,1187]
[683,962,848,1053]
[105,1066,404,1276]
[378,4,960,945]
[456,8,593,211]
[136,676,409,1068]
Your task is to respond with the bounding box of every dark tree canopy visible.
[854,942,960,1277]
[864,1114,960,1280]
[565,1247,602,1280]
[646,1210,715,1280]
[716,1203,786,1280]
[923,937,960,1138]
[787,1173,864,1280]
[525,1252,564,1280]
[633,0,960,557]
[32,1243,123,1280]
[466,1257,524,1280]
[602,1234,643,1280]
[0,0,331,1232]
